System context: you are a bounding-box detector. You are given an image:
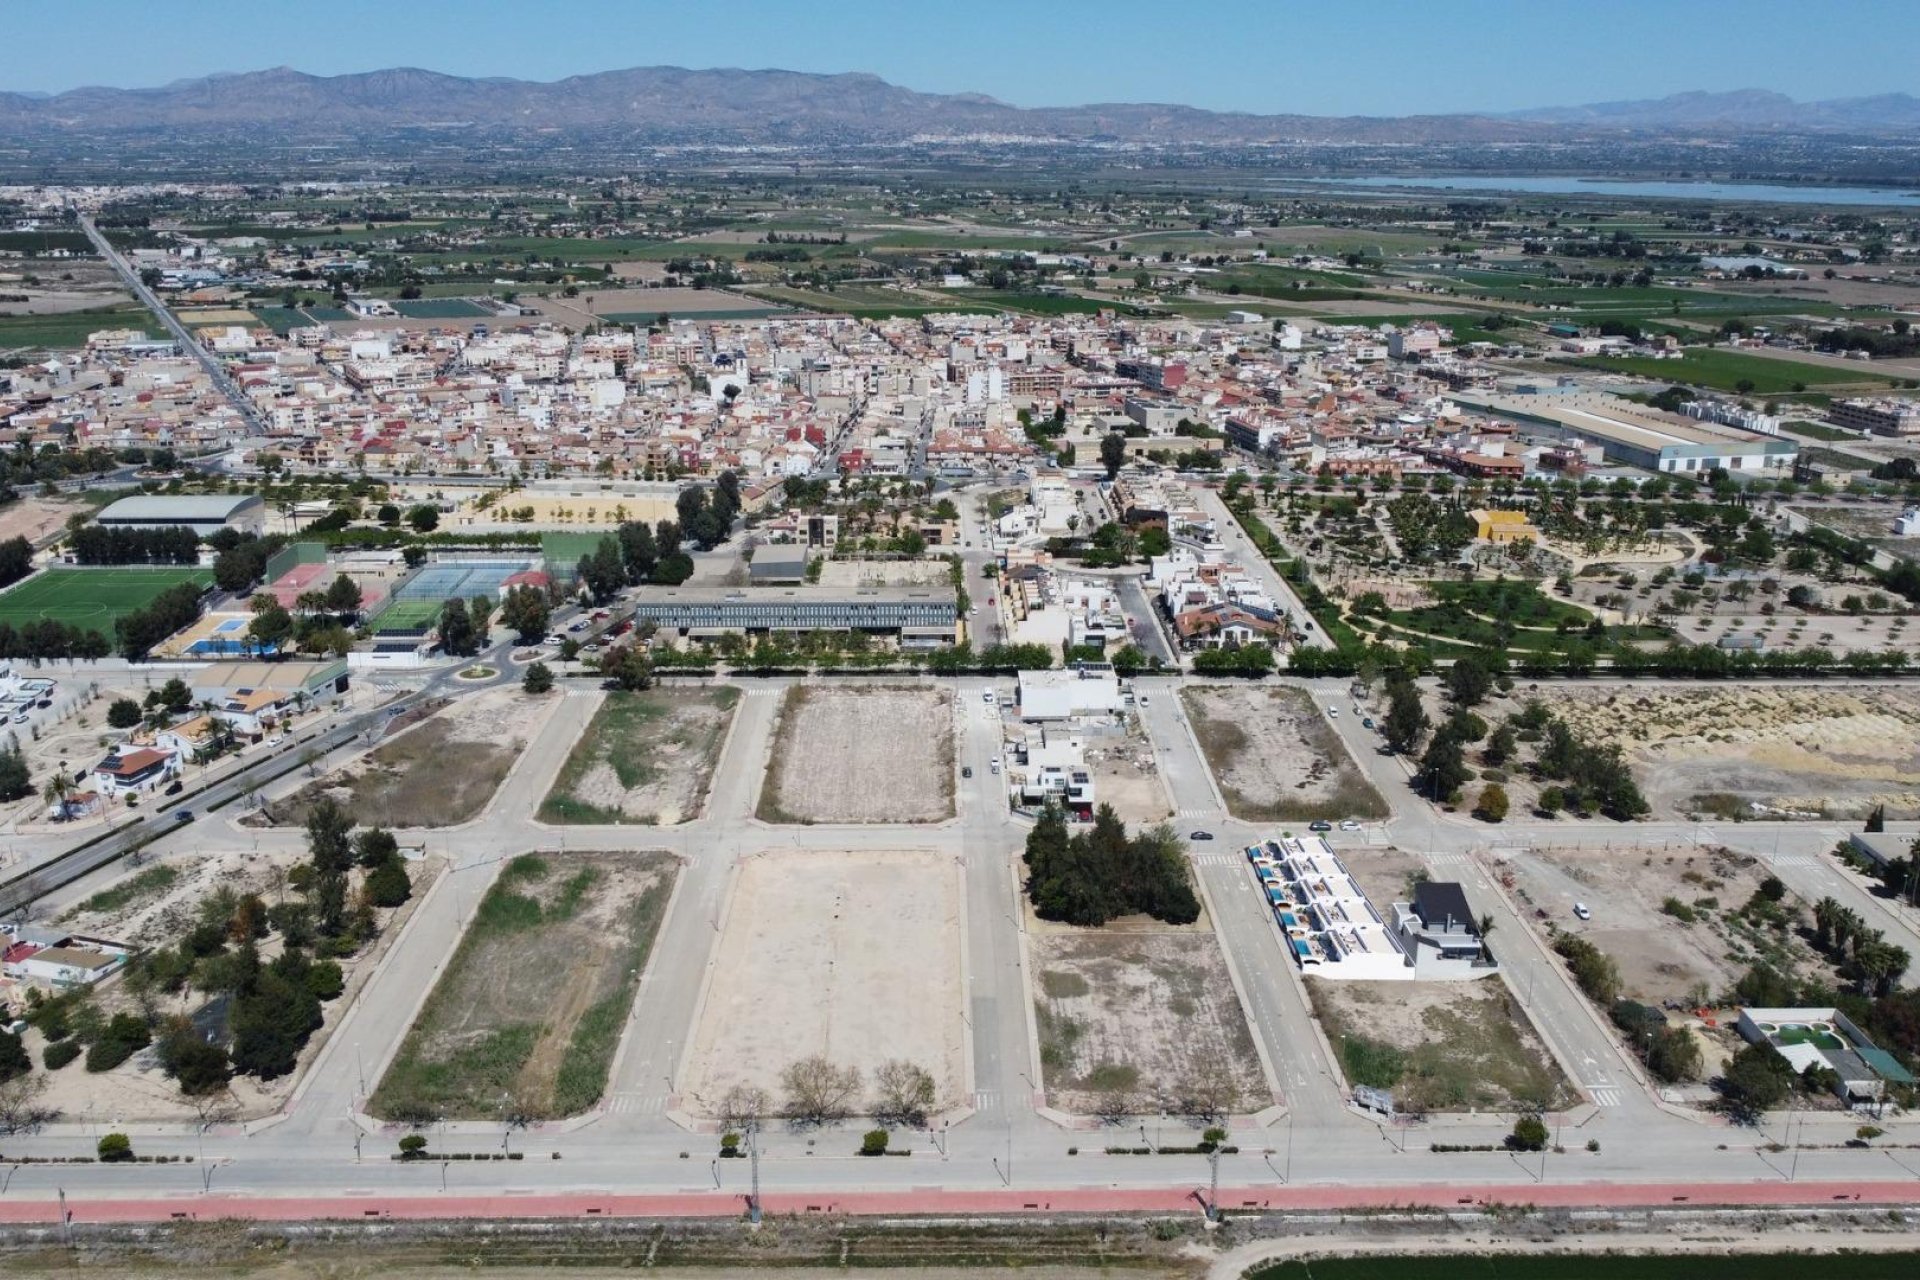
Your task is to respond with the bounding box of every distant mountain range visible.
[0,66,1913,142]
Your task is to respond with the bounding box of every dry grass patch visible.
[539,687,739,824]
[370,851,677,1122]
[757,685,954,824]
[262,690,543,828]
[1306,976,1574,1115]
[1182,685,1387,822]
[1032,931,1264,1118]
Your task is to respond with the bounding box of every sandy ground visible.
[261,688,549,828]
[1337,845,1431,915]
[1082,724,1172,825]
[1306,974,1575,1114]
[683,850,966,1118]
[541,688,738,824]
[372,851,675,1120]
[1031,931,1264,1117]
[1497,843,1821,1012]
[1182,685,1387,823]
[0,495,94,545]
[1532,684,1920,819]
[16,847,442,1123]
[759,686,954,824]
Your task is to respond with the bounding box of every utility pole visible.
[747,1121,762,1226]
[1205,1147,1221,1223]
[58,1188,70,1247]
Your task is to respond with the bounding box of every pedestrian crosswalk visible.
[1587,1087,1623,1108]
[744,686,783,699]
[1426,853,1472,869]
[565,687,597,698]
[973,1089,1000,1112]
[1195,853,1241,867]
[1175,806,1213,819]
[1768,855,1817,869]
[607,1092,666,1116]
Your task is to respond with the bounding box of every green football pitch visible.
[0,567,212,635]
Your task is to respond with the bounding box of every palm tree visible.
[41,774,70,818]
[1477,912,1497,963]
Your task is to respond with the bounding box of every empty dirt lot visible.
[1182,685,1387,823]
[1532,684,1920,819]
[1306,975,1574,1115]
[1497,843,1825,1011]
[262,689,548,828]
[540,687,739,824]
[683,850,966,1118]
[1032,931,1265,1117]
[758,686,954,823]
[371,851,677,1121]
[1081,725,1172,825]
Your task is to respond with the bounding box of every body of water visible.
[1302,175,1920,206]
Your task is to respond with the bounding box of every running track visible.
[3,1181,1918,1224]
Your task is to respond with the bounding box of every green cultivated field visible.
[0,567,210,636]
[1577,347,1887,395]
[0,309,154,351]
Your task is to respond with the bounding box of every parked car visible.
[1573,902,1592,921]
[173,809,194,823]
[962,766,973,778]
[1362,717,1375,730]
[1189,830,1214,841]
[1308,820,1333,832]
[1339,819,1361,831]
[164,780,184,796]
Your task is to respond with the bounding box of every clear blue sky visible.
[4,0,1914,114]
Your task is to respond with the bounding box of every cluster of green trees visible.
[1529,710,1648,820]
[1190,644,1275,676]
[116,581,208,660]
[576,519,695,604]
[0,618,114,661]
[67,525,200,566]
[0,536,27,591]
[1611,998,1703,1084]
[1022,804,1199,927]
[677,472,742,551]
[209,529,288,594]
[1810,896,1911,999]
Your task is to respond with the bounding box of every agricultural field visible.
[539,687,740,824]
[1306,976,1575,1115]
[0,307,152,351]
[0,566,211,637]
[1525,683,1920,820]
[1575,347,1889,395]
[758,685,954,823]
[1032,930,1266,1118]
[371,851,676,1121]
[683,850,965,1118]
[260,689,546,828]
[1181,685,1387,823]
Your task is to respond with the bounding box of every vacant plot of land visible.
[1081,726,1172,825]
[758,686,954,823]
[1182,685,1387,823]
[1533,684,1920,819]
[1307,976,1574,1115]
[262,689,544,828]
[684,850,965,1117]
[1033,931,1264,1117]
[372,851,676,1121]
[540,687,739,824]
[1498,843,1822,1011]
[0,496,96,547]
[0,566,210,636]
[815,559,954,588]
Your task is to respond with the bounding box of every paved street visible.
[2,667,1917,1220]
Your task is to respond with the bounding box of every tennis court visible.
[0,567,212,636]
[368,598,446,636]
